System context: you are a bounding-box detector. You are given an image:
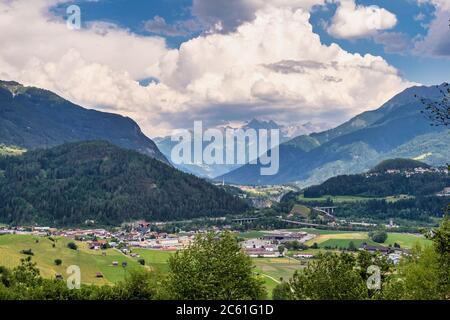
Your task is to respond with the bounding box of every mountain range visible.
[1,79,448,190]
[154,118,329,178]
[0,80,168,163]
[219,83,450,186]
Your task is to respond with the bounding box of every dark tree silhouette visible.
[417,83,450,128]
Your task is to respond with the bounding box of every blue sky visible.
[1,0,449,135]
[56,0,449,85]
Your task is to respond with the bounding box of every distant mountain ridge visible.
[219,83,449,186]
[0,80,168,163]
[155,118,329,178]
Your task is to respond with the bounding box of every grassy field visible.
[290,204,312,218]
[0,234,142,285]
[0,145,26,156]
[0,234,304,297]
[305,232,369,246]
[296,194,414,203]
[318,238,378,249]
[304,230,431,249]
[253,257,304,296]
[385,233,432,248]
[132,249,174,273]
[296,194,382,203]
[0,231,431,297]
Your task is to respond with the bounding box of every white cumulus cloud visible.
[327,0,397,39]
[0,0,412,136]
[414,0,450,57]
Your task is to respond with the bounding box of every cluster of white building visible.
[0,226,55,236]
[241,231,316,258]
[241,239,281,258]
[366,166,448,178]
[125,234,195,251]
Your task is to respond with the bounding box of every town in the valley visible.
[0,215,412,267]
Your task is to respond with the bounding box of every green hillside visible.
[303,160,448,198]
[0,141,248,226]
[0,234,142,285]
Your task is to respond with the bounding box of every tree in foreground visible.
[164,231,267,300]
[383,216,450,300]
[285,252,369,300]
[111,271,160,300]
[382,244,443,300]
[272,281,291,300]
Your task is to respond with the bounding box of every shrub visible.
[67,242,78,250]
[369,230,388,243]
[165,232,267,300]
[20,249,34,256]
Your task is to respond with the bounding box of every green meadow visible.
[0,234,142,285]
[385,233,432,248]
[0,231,431,297]
[318,238,377,249]
[296,194,383,203]
[132,248,174,273]
[0,234,305,297]
[296,194,414,203]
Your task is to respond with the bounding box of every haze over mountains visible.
[0,80,168,163]
[155,118,329,178]
[219,84,450,186]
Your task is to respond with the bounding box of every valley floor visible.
[0,229,432,298]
